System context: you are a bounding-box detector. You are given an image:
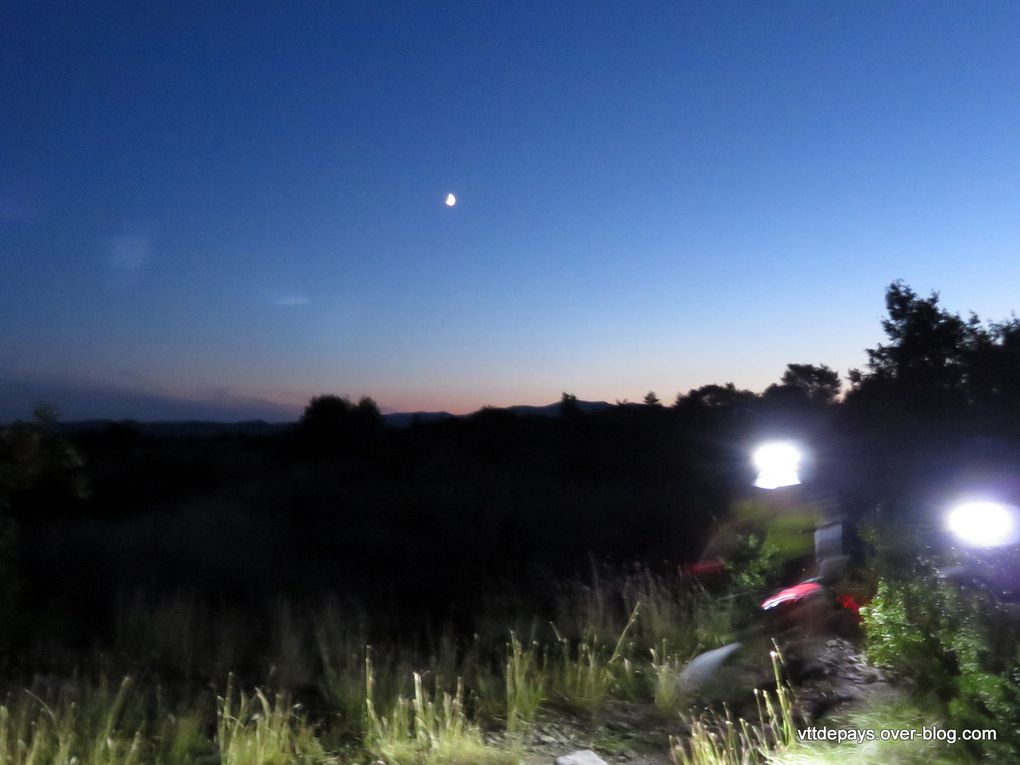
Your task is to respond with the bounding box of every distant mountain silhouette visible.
[381,411,456,428]
[46,400,622,436]
[506,400,616,417]
[56,420,290,437]
[0,375,296,423]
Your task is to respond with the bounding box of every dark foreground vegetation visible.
[2,281,1020,764]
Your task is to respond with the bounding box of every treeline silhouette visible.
[2,280,1020,647]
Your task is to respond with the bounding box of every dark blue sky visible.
[3,1,1020,420]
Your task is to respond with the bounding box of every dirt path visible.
[792,637,905,723]
[509,637,899,765]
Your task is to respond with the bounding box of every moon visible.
[445,193,456,207]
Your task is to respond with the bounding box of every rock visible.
[556,751,609,765]
[797,659,828,680]
[834,683,864,702]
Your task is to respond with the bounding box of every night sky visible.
[3,1,1020,421]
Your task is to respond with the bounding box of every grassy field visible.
[0,568,744,765]
[0,563,980,765]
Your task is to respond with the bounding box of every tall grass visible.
[669,649,965,765]
[504,633,546,733]
[649,641,686,716]
[0,676,212,765]
[113,593,249,685]
[670,651,797,765]
[558,567,736,660]
[216,677,325,765]
[768,703,968,765]
[0,566,742,763]
[0,677,141,765]
[622,569,721,656]
[364,660,516,765]
[551,603,640,714]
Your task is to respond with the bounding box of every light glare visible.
[946,500,1019,548]
[445,193,456,207]
[752,441,802,489]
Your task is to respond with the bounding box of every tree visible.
[674,383,757,409]
[297,394,382,455]
[0,404,89,512]
[775,363,841,405]
[643,391,662,407]
[966,316,1020,429]
[844,281,1020,430]
[560,392,581,417]
[0,405,89,645]
[858,281,970,395]
[351,396,383,431]
[300,394,353,431]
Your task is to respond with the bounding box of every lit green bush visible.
[861,569,1020,762]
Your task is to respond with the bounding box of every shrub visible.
[861,568,1020,761]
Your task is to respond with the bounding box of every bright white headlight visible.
[946,500,1019,548]
[752,441,802,490]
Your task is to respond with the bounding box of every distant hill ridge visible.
[49,399,624,436]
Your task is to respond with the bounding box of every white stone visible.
[555,751,608,765]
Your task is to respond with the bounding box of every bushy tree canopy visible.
[779,363,841,405]
[846,281,1020,432]
[297,394,382,455]
[857,281,970,394]
[675,383,757,409]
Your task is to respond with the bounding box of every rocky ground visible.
[491,637,894,765]
[794,637,897,724]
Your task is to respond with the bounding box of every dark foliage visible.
[297,394,384,456]
[2,281,1020,658]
